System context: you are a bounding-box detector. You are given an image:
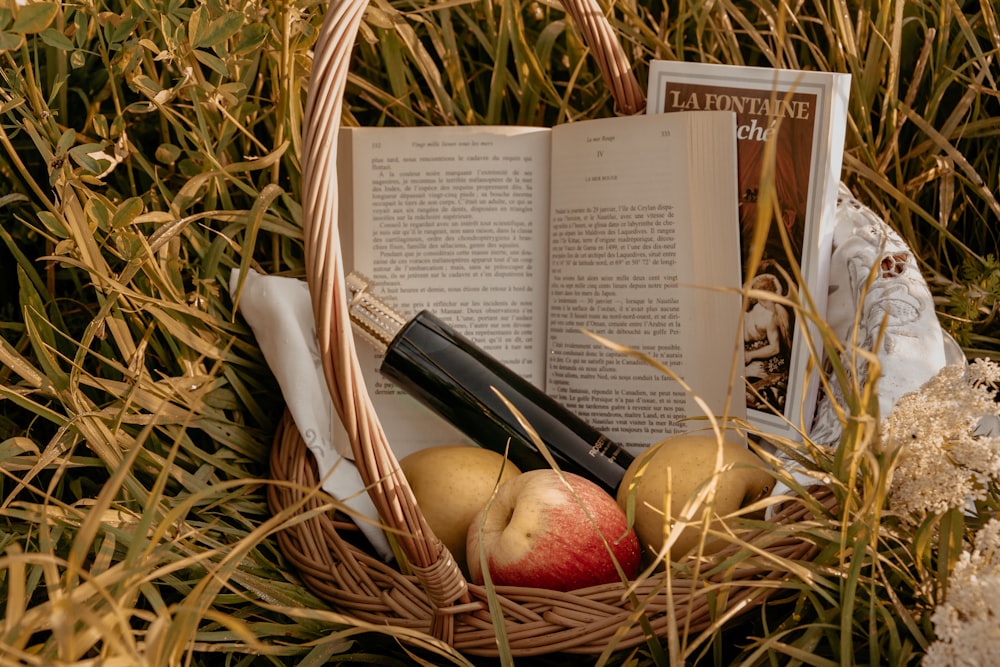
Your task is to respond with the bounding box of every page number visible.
[660,130,671,138]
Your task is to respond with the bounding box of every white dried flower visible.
[883,360,1000,525]
[968,358,1000,387]
[923,519,1000,666]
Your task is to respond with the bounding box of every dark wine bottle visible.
[347,273,633,495]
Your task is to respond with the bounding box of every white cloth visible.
[229,269,393,559]
[768,185,953,505]
[809,185,950,445]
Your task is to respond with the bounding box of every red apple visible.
[466,470,641,591]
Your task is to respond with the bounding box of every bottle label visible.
[588,435,612,459]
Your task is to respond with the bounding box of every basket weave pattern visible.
[270,413,835,655]
[268,0,835,656]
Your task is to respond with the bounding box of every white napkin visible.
[229,268,393,559]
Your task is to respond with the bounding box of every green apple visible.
[616,433,774,561]
[399,445,521,569]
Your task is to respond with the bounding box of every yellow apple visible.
[399,445,521,568]
[616,433,774,561]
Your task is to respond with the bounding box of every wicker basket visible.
[266,0,837,656]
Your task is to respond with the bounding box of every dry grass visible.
[0,0,997,664]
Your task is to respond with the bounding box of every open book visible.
[647,61,851,440]
[338,111,744,456]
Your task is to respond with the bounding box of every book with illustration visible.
[647,61,851,439]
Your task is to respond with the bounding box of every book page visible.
[546,113,743,451]
[342,126,551,453]
[647,62,850,438]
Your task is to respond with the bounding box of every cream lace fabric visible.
[809,184,956,446]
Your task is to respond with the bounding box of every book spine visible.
[381,310,633,494]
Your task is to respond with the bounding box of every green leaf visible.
[0,215,48,321]
[155,143,182,164]
[70,153,102,175]
[92,114,109,139]
[72,8,87,47]
[83,196,111,232]
[193,49,229,77]
[107,11,140,45]
[68,143,105,174]
[187,5,206,47]
[18,267,69,393]
[0,95,24,114]
[0,30,22,51]
[191,10,243,49]
[111,197,144,230]
[56,129,76,154]
[36,211,69,239]
[39,27,74,51]
[112,229,143,261]
[232,22,269,56]
[11,2,58,34]
[132,74,164,97]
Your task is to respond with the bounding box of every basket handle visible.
[560,0,645,116]
[300,0,643,638]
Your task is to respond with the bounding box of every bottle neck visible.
[345,272,407,354]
